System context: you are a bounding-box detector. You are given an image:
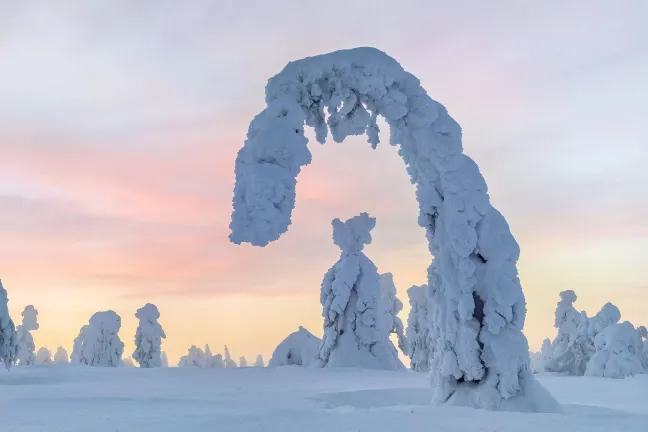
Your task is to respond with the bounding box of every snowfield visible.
[2,366,647,431]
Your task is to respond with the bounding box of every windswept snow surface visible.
[2,367,647,431]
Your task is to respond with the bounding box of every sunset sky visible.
[1,1,647,364]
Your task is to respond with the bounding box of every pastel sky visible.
[1,1,647,364]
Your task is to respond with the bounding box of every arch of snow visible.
[229,47,557,411]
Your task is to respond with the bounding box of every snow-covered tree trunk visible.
[17,305,39,366]
[35,347,52,365]
[228,48,556,410]
[254,354,265,367]
[406,285,431,372]
[54,346,69,363]
[380,273,409,356]
[0,280,18,369]
[585,321,645,378]
[132,303,166,368]
[315,213,403,370]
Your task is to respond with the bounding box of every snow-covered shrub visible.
[73,311,124,367]
[406,285,431,372]
[239,356,248,367]
[223,345,237,368]
[380,273,408,356]
[16,305,39,366]
[268,327,321,367]
[0,280,18,369]
[228,48,552,410]
[160,351,169,367]
[132,303,166,368]
[315,213,403,370]
[35,347,52,365]
[585,321,645,378]
[54,346,69,363]
[178,345,205,368]
[254,354,265,367]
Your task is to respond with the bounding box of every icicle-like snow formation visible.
[585,321,645,378]
[229,48,551,409]
[268,326,321,367]
[132,303,166,368]
[406,285,431,372]
[0,280,18,369]
[380,273,409,356]
[316,213,403,370]
[16,305,39,366]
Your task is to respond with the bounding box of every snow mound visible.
[269,327,321,367]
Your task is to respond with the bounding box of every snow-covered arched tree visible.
[316,213,403,370]
[54,346,69,363]
[0,280,18,369]
[254,354,265,367]
[16,305,39,366]
[406,285,431,372]
[223,345,237,368]
[268,327,321,367]
[132,303,166,368]
[73,311,124,367]
[228,48,556,410]
[380,273,408,356]
[35,347,52,365]
[585,321,645,378]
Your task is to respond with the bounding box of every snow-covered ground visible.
[2,366,647,431]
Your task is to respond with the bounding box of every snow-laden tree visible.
[380,273,408,356]
[0,280,18,369]
[73,311,124,367]
[204,345,224,368]
[54,346,69,363]
[223,345,237,368]
[35,347,52,365]
[531,339,553,373]
[160,351,169,368]
[406,285,431,372]
[178,345,205,368]
[585,321,645,378]
[315,213,403,370]
[71,325,90,364]
[228,48,556,410]
[132,303,166,368]
[268,327,321,367]
[254,354,265,367]
[16,305,39,366]
[637,326,648,369]
[550,291,584,359]
[239,356,248,367]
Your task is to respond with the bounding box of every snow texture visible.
[228,47,544,409]
[585,321,646,379]
[73,311,125,367]
[380,273,408,356]
[132,303,166,368]
[254,354,265,367]
[17,305,39,366]
[406,285,431,372]
[240,356,248,368]
[224,345,237,368]
[35,347,52,365]
[0,280,18,369]
[268,326,321,367]
[316,213,403,370]
[54,346,69,363]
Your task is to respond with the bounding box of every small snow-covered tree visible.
[239,356,248,367]
[223,345,237,368]
[16,305,39,366]
[254,354,265,367]
[132,303,166,368]
[316,213,403,370]
[160,351,169,367]
[54,346,69,363]
[74,311,124,367]
[406,285,431,372]
[549,291,583,359]
[585,321,645,378]
[0,280,18,369]
[531,339,553,373]
[178,345,205,368]
[122,357,136,367]
[203,345,224,368]
[380,273,408,356]
[35,347,52,365]
[268,327,321,367]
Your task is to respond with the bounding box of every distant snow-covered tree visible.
[16,305,39,366]
[254,354,265,367]
[132,303,166,368]
[268,327,321,367]
[0,280,18,369]
[380,273,408,356]
[637,326,648,369]
[549,291,583,359]
[160,351,169,367]
[178,345,205,368]
[54,346,69,363]
[223,345,237,368]
[122,357,136,367]
[531,339,554,373]
[239,356,248,368]
[73,311,124,367]
[406,285,431,372]
[203,345,224,368]
[35,347,52,365]
[585,321,645,378]
[316,213,403,370]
